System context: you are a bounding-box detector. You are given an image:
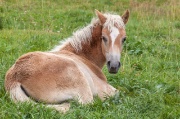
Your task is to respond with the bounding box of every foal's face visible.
[101,26,126,74]
[96,10,129,74]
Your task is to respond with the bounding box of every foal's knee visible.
[77,88,93,104]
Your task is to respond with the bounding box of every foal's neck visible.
[61,24,106,69]
[78,24,106,69]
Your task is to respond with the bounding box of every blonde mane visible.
[51,13,125,52]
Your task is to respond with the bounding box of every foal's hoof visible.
[47,103,70,113]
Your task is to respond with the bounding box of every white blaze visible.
[110,27,120,47]
[108,27,121,62]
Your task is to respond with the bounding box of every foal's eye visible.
[122,37,126,43]
[102,36,107,42]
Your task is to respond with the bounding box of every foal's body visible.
[6,51,115,103]
[5,10,129,112]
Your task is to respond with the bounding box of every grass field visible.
[0,0,180,118]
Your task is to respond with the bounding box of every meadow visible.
[0,0,179,118]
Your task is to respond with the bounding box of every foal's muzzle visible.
[107,61,121,74]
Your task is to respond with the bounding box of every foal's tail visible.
[4,65,30,102]
[7,82,30,102]
[4,67,70,113]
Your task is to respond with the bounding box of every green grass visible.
[0,0,179,118]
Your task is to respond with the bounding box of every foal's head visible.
[96,10,130,74]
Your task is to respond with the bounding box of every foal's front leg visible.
[76,84,94,104]
[96,80,118,100]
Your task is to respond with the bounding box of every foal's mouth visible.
[107,61,121,74]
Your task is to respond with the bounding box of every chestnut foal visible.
[5,10,129,112]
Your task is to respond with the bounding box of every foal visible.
[5,10,129,112]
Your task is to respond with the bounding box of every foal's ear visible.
[122,10,130,24]
[95,9,106,24]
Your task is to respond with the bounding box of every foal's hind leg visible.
[46,103,70,113]
[46,86,93,113]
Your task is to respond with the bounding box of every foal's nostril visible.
[107,61,110,66]
[118,62,121,68]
